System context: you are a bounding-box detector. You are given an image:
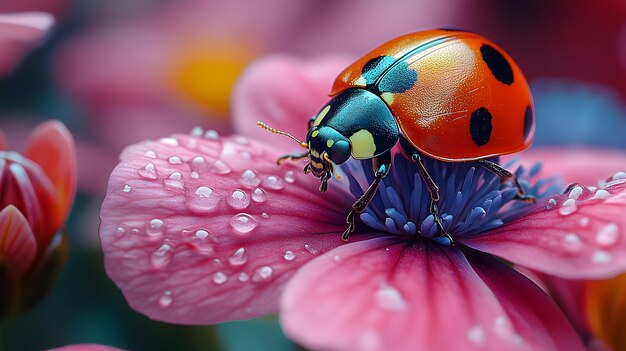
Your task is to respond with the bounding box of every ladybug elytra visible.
[259,29,535,243]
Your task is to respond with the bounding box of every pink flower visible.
[0,120,76,316]
[0,11,55,76]
[100,56,626,350]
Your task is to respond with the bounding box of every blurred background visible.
[0,0,625,350]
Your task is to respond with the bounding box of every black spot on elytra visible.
[362,56,395,85]
[470,107,492,146]
[480,44,513,85]
[378,62,417,94]
[523,105,534,141]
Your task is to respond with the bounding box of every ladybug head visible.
[306,126,351,179]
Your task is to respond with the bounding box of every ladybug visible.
[258,29,535,242]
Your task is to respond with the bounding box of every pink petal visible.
[46,344,126,351]
[232,55,351,149]
[512,147,626,185]
[0,12,53,76]
[462,177,626,279]
[100,134,355,324]
[0,205,37,278]
[281,238,584,351]
[23,120,76,233]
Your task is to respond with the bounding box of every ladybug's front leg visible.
[276,152,308,165]
[342,151,391,241]
[477,159,535,202]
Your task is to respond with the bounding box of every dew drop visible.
[115,227,126,236]
[559,199,577,216]
[195,229,209,239]
[213,271,228,284]
[563,233,584,254]
[333,255,341,262]
[235,136,249,145]
[188,186,220,213]
[546,198,557,210]
[123,184,132,193]
[168,156,183,165]
[261,213,269,219]
[139,162,158,180]
[592,250,612,264]
[376,284,407,311]
[204,129,219,140]
[612,171,626,181]
[144,150,157,158]
[596,223,619,248]
[160,137,179,145]
[238,272,250,282]
[211,160,231,175]
[252,188,267,202]
[239,169,261,188]
[591,189,610,200]
[190,171,199,179]
[283,250,296,261]
[130,228,139,234]
[159,291,173,308]
[467,325,485,345]
[151,244,172,269]
[579,217,590,228]
[263,175,284,190]
[230,214,258,235]
[252,266,273,282]
[284,170,296,183]
[240,151,251,160]
[228,247,248,266]
[164,172,184,189]
[227,189,250,209]
[191,156,208,172]
[568,186,583,199]
[304,244,318,255]
[146,219,165,237]
[190,126,203,136]
[493,316,514,338]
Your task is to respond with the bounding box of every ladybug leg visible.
[411,153,454,245]
[308,115,316,130]
[477,159,535,203]
[276,152,309,165]
[342,151,391,241]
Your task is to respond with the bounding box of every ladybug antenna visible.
[257,121,308,148]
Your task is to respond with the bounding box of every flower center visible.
[341,153,560,243]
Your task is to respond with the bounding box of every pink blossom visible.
[0,11,55,76]
[99,56,626,350]
[0,120,76,315]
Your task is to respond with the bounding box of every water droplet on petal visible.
[190,126,203,136]
[252,266,273,282]
[159,137,179,146]
[591,189,610,200]
[146,219,165,237]
[123,184,132,192]
[235,136,249,145]
[213,271,228,284]
[596,223,619,248]
[151,244,172,269]
[115,227,126,236]
[228,247,248,266]
[493,316,514,338]
[579,217,590,228]
[568,186,583,199]
[284,170,296,183]
[230,214,257,235]
[139,163,158,179]
[130,228,139,234]
[612,171,626,181]
[164,172,184,189]
[546,198,557,209]
[376,284,407,311]
[304,244,318,255]
[261,213,269,219]
[195,229,209,239]
[467,325,486,345]
[559,199,577,216]
[190,171,199,179]
[238,272,250,282]
[211,160,231,175]
[263,175,284,190]
[227,189,250,209]
[592,250,612,264]
[144,150,157,158]
[240,151,251,160]
[168,156,183,165]
[239,169,261,188]
[191,156,208,172]
[283,250,296,261]
[159,291,172,308]
[333,255,341,262]
[204,129,219,140]
[563,233,584,254]
[188,186,220,213]
[252,188,267,202]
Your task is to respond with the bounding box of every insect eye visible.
[329,140,351,164]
